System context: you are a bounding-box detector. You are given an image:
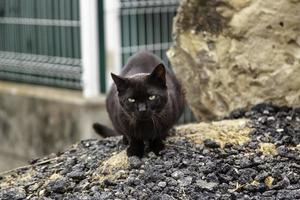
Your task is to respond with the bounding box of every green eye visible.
[148,95,156,101]
[128,98,135,103]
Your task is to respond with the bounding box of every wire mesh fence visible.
[0,0,196,123]
[119,0,196,124]
[120,0,178,66]
[0,0,82,89]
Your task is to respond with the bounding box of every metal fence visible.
[119,0,196,123]
[0,0,196,123]
[120,0,178,67]
[0,0,82,89]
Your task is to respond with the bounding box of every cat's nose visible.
[138,103,146,112]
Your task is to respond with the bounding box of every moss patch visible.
[264,176,275,188]
[259,143,277,155]
[93,150,129,183]
[175,119,251,148]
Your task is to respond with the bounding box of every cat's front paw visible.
[149,139,165,155]
[127,145,144,158]
[122,136,129,145]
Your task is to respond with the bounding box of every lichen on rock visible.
[259,143,278,155]
[93,150,129,184]
[175,118,251,148]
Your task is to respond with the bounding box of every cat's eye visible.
[128,98,135,103]
[148,95,156,101]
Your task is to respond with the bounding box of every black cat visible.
[93,51,185,157]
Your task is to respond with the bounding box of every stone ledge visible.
[0,80,106,106]
[0,81,109,172]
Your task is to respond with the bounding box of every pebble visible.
[253,156,263,164]
[0,187,26,200]
[272,176,290,190]
[148,152,157,158]
[67,171,85,181]
[196,180,218,190]
[160,194,176,200]
[178,176,193,187]
[168,179,178,186]
[277,145,289,156]
[276,128,284,133]
[203,139,221,148]
[47,178,68,193]
[267,116,275,121]
[158,181,167,188]
[99,192,112,199]
[171,170,184,180]
[129,156,142,169]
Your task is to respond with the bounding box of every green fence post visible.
[98,0,106,93]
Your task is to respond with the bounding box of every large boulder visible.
[167,0,300,121]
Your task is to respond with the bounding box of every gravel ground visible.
[0,103,299,200]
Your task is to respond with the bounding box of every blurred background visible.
[0,0,196,172]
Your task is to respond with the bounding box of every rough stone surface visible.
[167,0,300,121]
[0,104,299,199]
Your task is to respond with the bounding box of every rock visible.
[255,171,269,182]
[168,178,178,186]
[171,170,184,180]
[67,171,85,181]
[272,176,290,190]
[147,152,157,158]
[204,139,221,148]
[99,192,112,199]
[160,194,175,200]
[178,176,193,187]
[167,0,300,121]
[263,190,277,197]
[277,145,289,156]
[47,177,69,193]
[276,189,300,199]
[196,180,218,190]
[0,187,26,200]
[253,156,263,164]
[129,156,142,169]
[158,181,167,188]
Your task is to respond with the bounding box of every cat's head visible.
[111,64,168,120]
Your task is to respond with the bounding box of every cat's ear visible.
[149,63,166,88]
[111,73,128,92]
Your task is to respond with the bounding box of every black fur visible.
[95,51,185,157]
[92,123,118,137]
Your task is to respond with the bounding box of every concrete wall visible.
[0,81,109,172]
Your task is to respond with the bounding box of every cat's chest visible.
[131,121,158,140]
[134,121,154,132]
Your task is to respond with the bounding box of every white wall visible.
[104,0,122,91]
[80,0,100,97]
